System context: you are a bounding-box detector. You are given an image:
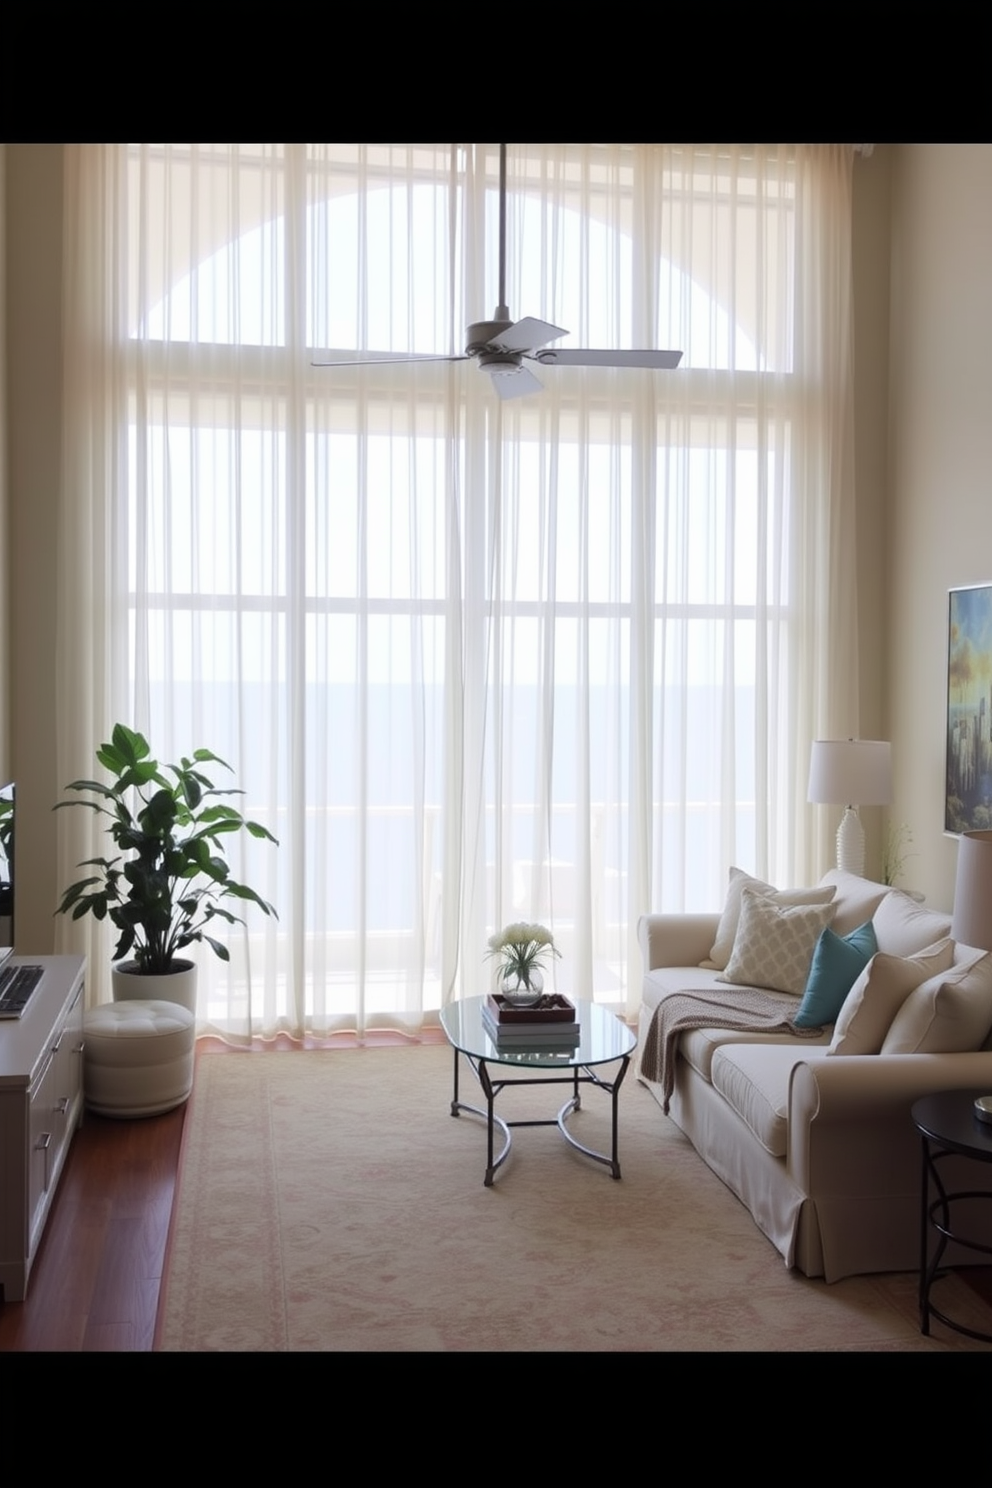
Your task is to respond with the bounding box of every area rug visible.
[156,1045,992,1351]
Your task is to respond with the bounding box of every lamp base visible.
[836,807,865,877]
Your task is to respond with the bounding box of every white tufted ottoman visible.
[83,999,195,1118]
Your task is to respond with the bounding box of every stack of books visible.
[482,993,580,1050]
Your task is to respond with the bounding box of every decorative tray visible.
[485,993,576,1025]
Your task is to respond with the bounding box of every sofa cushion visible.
[827,940,955,1055]
[793,920,878,1028]
[880,947,992,1054]
[816,869,892,937]
[717,889,836,996]
[711,1044,829,1158]
[871,890,952,956]
[680,1021,831,1083]
[703,867,835,970]
[641,964,738,1016]
[640,972,830,1082]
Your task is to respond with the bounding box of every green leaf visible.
[112,925,136,961]
[203,904,241,926]
[97,743,129,773]
[138,789,179,835]
[181,773,203,811]
[111,723,151,767]
[192,819,242,839]
[193,748,233,772]
[227,882,277,916]
[246,821,279,843]
[62,778,119,798]
[120,761,161,791]
[57,877,102,912]
[197,805,243,824]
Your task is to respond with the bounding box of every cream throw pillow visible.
[827,939,955,1056]
[871,890,953,957]
[704,866,835,970]
[880,947,992,1054]
[815,868,892,937]
[716,889,836,996]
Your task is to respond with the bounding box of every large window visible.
[58,143,859,1036]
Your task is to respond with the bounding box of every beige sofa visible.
[637,870,992,1282]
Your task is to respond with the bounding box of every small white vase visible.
[112,958,198,1013]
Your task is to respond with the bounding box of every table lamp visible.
[807,739,892,876]
[951,829,992,953]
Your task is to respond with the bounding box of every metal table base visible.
[450,1047,631,1187]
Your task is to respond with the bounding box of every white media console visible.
[0,956,86,1302]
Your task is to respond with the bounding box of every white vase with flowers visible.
[485,921,561,1006]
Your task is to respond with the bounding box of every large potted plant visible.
[56,723,277,1010]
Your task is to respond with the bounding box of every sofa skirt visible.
[640,1056,826,1277]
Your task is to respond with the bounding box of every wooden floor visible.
[0,1101,185,1351]
[0,1033,443,1351]
[3,1048,991,1350]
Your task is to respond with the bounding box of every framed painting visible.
[946,582,992,833]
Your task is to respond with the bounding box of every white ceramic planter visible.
[111,959,197,1013]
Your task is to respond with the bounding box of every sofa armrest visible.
[638,913,720,972]
[790,1051,992,1125]
[787,1050,992,1280]
[789,1050,992,1190]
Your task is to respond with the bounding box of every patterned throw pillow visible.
[703,866,835,970]
[716,888,837,996]
[793,920,879,1029]
[827,939,955,1056]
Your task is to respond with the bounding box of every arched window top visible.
[133,156,785,372]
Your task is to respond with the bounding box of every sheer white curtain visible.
[56,143,859,1032]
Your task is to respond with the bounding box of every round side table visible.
[912,1089,992,1343]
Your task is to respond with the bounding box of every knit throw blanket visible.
[640,988,824,1114]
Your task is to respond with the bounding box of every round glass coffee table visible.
[439,996,637,1186]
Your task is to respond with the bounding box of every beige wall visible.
[887,144,992,912]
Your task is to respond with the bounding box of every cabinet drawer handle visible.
[35,1131,52,1189]
[51,1031,64,1053]
[55,1097,69,1115]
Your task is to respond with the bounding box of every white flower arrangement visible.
[485,921,561,986]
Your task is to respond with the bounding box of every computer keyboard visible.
[0,964,44,1018]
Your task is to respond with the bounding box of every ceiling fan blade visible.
[312,351,468,368]
[488,364,545,400]
[489,317,568,354]
[534,348,683,369]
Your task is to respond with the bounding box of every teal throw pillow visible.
[794,919,878,1028]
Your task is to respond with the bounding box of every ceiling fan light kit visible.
[314,145,682,400]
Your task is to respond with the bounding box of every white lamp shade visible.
[807,740,893,807]
[951,829,992,953]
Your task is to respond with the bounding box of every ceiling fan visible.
[313,145,683,400]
